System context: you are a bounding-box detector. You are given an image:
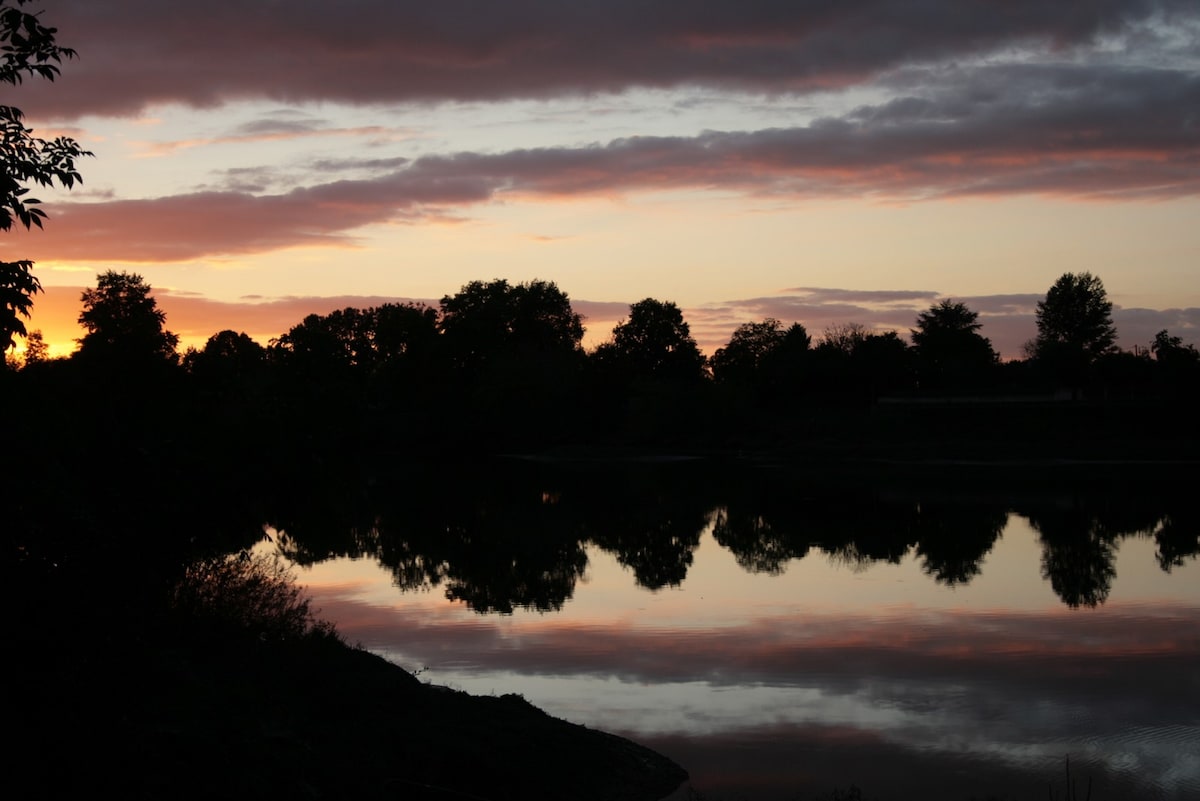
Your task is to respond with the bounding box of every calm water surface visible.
[270,465,1200,800]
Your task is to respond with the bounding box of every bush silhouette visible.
[167,550,339,645]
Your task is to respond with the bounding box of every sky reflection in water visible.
[284,512,1200,800]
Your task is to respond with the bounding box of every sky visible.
[6,0,1200,358]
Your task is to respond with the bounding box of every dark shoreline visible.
[14,629,688,801]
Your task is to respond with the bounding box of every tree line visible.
[4,269,1198,453]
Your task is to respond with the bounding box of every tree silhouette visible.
[17,326,46,365]
[437,278,585,445]
[1151,330,1199,366]
[712,505,809,575]
[811,324,913,403]
[269,303,436,386]
[1149,329,1200,397]
[1,0,91,353]
[912,503,1007,587]
[0,258,39,354]
[438,278,583,368]
[76,271,179,366]
[590,298,708,441]
[593,298,705,384]
[710,318,790,385]
[1024,502,1118,608]
[186,330,265,372]
[911,299,998,391]
[708,318,811,433]
[1033,272,1118,390]
[184,330,267,399]
[272,307,376,380]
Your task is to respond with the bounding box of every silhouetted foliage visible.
[181,329,271,448]
[264,302,440,449]
[168,550,339,645]
[709,318,813,425]
[1,0,90,351]
[1033,272,1117,389]
[75,270,179,368]
[1024,501,1119,608]
[0,258,38,354]
[912,502,1007,587]
[1154,507,1200,573]
[436,278,585,446]
[710,318,789,385]
[1150,328,1200,397]
[185,329,264,379]
[595,298,705,384]
[712,504,811,575]
[911,299,998,392]
[810,324,914,403]
[272,303,437,376]
[18,325,44,364]
[1094,347,1155,399]
[818,322,870,356]
[584,468,709,590]
[1152,329,1199,366]
[591,298,709,442]
[439,278,583,367]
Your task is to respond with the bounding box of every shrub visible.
[168,550,339,645]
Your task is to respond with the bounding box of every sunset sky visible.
[7,0,1199,358]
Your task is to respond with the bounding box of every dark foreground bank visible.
[8,543,687,801]
[13,631,687,801]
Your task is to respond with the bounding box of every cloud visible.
[315,585,1200,799]
[25,1,1194,118]
[130,124,400,158]
[318,592,1199,724]
[1112,305,1200,348]
[780,288,940,304]
[25,59,1200,264]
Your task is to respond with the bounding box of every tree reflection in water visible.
[267,460,1198,613]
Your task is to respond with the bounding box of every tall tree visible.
[268,302,438,413]
[1,0,91,353]
[709,318,811,419]
[911,299,998,391]
[76,271,179,366]
[1149,328,1200,397]
[19,326,46,365]
[590,299,708,442]
[1151,329,1199,367]
[436,279,585,445]
[593,298,705,384]
[1034,272,1118,371]
[709,318,788,385]
[438,278,583,369]
[184,330,266,383]
[810,323,914,402]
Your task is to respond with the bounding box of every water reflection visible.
[269,461,1200,799]
[295,525,1199,800]
[273,461,1199,612]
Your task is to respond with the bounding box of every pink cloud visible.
[21,90,1200,265]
